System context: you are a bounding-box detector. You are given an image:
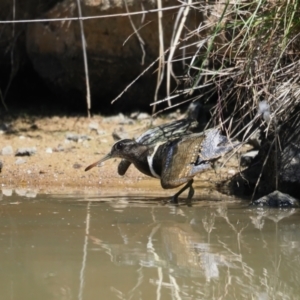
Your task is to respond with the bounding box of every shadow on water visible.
[1,189,300,299]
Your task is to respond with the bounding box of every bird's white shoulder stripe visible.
[147,142,164,179]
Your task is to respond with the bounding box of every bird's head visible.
[85,139,146,171]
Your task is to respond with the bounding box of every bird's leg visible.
[171,179,194,204]
[186,180,195,206]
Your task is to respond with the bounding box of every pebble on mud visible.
[73,163,82,169]
[130,112,151,120]
[66,133,91,142]
[53,144,64,152]
[103,113,135,125]
[45,147,53,153]
[88,122,99,132]
[2,189,13,196]
[15,147,37,156]
[15,158,26,165]
[112,127,129,141]
[2,145,13,156]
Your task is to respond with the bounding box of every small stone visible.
[137,112,150,120]
[2,145,13,155]
[240,150,259,167]
[130,112,139,119]
[112,128,129,141]
[82,140,89,148]
[66,133,80,142]
[119,118,135,125]
[2,189,13,196]
[15,158,26,165]
[251,190,299,207]
[15,188,27,196]
[103,114,135,125]
[15,147,37,156]
[228,169,236,175]
[97,129,106,135]
[30,124,38,130]
[26,190,38,198]
[45,147,53,153]
[53,144,65,152]
[130,112,150,120]
[73,163,82,169]
[88,122,99,132]
[0,123,10,132]
[167,110,181,120]
[103,113,125,123]
[66,133,91,142]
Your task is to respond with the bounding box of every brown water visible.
[1,191,300,300]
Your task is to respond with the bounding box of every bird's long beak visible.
[85,152,112,171]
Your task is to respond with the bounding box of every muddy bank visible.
[0,114,245,199]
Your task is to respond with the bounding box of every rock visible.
[53,144,65,152]
[280,143,300,183]
[2,145,13,155]
[15,147,37,156]
[26,190,38,198]
[240,150,258,167]
[45,147,53,153]
[129,112,151,121]
[251,190,299,207]
[15,189,27,196]
[88,122,99,132]
[0,123,10,134]
[2,189,13,196]
[25,0,203,112]
[103,114,134,125]
[112,127,129,141]
[65,133,91,142]
[73,163,82,169]
[15,188,38,198]
[15,158,26,165]
[96,130,106,136]
[0,161,2,172]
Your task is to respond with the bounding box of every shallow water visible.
[1,192,300,300]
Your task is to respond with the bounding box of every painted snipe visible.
[117,101,207,176]
[85,129,238,204]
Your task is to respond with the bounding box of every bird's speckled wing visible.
[160,136,210,189]
[159,129,238,189]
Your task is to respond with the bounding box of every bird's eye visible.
[115,142,124,150]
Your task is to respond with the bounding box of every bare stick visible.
[166,0,191,106]
[153,0,165,113]
[111,47,171,104]
[124,0,146,66]
[76,0,91,117]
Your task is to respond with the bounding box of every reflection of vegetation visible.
[88,202,299,299]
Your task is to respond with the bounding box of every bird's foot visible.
[185,186,195,206]
[170,195,179,205]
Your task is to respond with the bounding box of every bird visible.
[85,128,239,204]
[117,101,207,176]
